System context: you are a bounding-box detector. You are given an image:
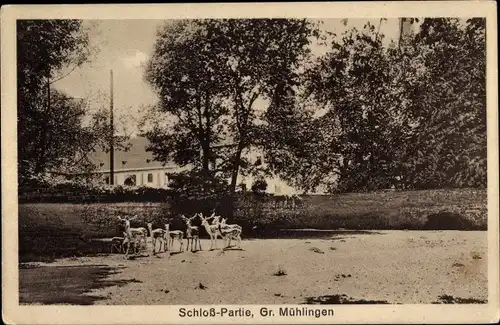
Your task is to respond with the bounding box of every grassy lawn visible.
[18,189,487,262]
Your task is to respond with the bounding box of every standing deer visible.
[199,212,223,250]
[146,222,167,254]
[164,223,184,252]
[181,214,202,252]
[218,217,243,249]
[117,215,147,258]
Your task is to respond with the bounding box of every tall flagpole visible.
[110,70,115,185]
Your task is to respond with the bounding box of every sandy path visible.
[25,231,487,305]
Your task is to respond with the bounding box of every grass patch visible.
[304,294,390,304]
[309,247,325,254]
[18,189,487,261]
[434,294,487,304]
[452,262,465,267]
[471,252,482,260]
[196,283,208,290]
[235,189,486,234]
[273,265,288,276]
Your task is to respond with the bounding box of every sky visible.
[53,18,405,136]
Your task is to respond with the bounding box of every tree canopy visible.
[19,18,486,195]
[17,20,128,185]
[144,19,321,200]
[144,18,486,194]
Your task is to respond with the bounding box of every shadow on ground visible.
[303,294,391,304]
[248,229,385,240]
[432,294,487,304]
[19,265,141,305]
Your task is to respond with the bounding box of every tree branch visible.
[49,62,80,85]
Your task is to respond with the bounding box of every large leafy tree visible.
[260,94,330,194]
[144,19,320,212]
[398,18,487,189]
[144,20,230,173]
[145,18,486,198]
[304,22,402,192]
[17,20,131,185]
[17,20,102,184]
[299,18,486,192]
[207,19,320,195]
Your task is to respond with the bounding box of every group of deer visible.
[117,212,242,259]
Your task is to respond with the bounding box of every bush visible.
[251,179,268,195]
[19,175,172,203]
[166,169,229,216]
[423,212,481,230]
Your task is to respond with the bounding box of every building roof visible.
[88,136,175,172]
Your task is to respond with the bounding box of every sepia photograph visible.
[1,2,499,324]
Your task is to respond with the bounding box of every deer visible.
[164,223,184,252]
[117,215,148,258]
[199,212,224,250]
[146,222,167,255]
[181,214,202,252]
[124,214,148,249]
[220,217,242,231]
[211,215,221,225]
[218,217,243,249]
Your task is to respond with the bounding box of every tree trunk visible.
[34,75,51,174]
[196,91,210,173]
[227,142,244,220]
[202,90,211,171]
[201,142,210,171]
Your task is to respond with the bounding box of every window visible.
[147,173,153,183]
[104,176,110,184]
[124,175,136,186]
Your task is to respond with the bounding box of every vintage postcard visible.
[1,1,499,324]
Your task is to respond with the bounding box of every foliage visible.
[251,178,268,194]
[144,19,322,201]
[423,212,478,230]
[397,18,487,189]
[17,18,487,201]
[165,169,230,216]
[303,22,403,192]
[16,20,129,186]
[300,18,486,192]
[143,20,230,172]
[18,20,89,182]
[18,173,171,203]
[232,188,487,233]
[261,100,330,193]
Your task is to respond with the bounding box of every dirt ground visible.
[19,230,488,305]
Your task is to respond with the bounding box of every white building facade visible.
[89,136,300,195]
